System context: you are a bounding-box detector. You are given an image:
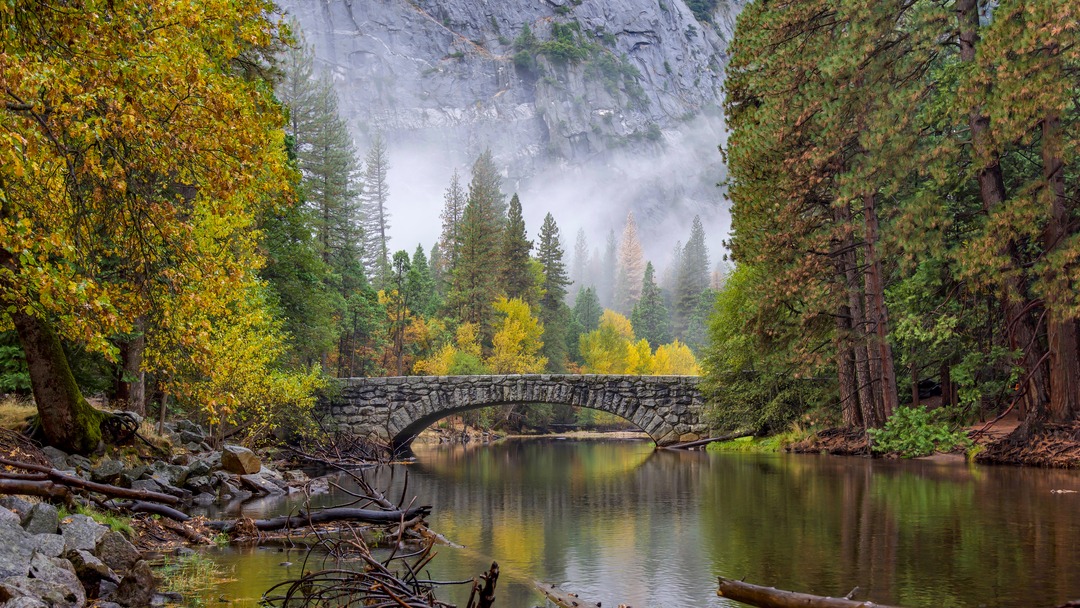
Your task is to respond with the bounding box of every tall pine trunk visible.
[861,192,899,421]
[1040,114,1080,422]
[11,311,107,454]
[835,204,880,428]
[956,0,1049,423]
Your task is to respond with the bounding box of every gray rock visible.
[239,474,286,496]
[21,503,59,535]
[175,419,204,436]
[184,441,203,452]
[90,458,126,484]
[186,459,212,478]
[31,533,66,558]
[119,465,147,486]
[65,548,116,588]
[94,602,122,608]
[40,446,69,470]
[67,454,92,472]
[0,575,83,608]
[0,496,33,518]
[110,560,155,607]
[192,492,216,506]
[95,531,140,573]
[178,429,205,445]
[59,514,108,552]
[0,506,21,528]
[0,525,33,578]
[2,596,49,608]
[283,470,309,483]
[27,552,85,607]
[184,476,213,494]
[130,478,162,494]
[221,445,261,475]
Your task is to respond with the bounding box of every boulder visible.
[129,478,162,494]
[27,552,85,608]
[221,445,261,475]
[185,459,212,478]
[30,534,66,558]
[109,560,155,608]
[95,531,140,573]
[21,503,59,536]
[283,470,309,483]
[119,465,147,487]
[0,507,21,528]
[239,474,286,496]
[184,475,213,494]
[59,514,108,553]
[0,497,33,518]
[2,596,50,608]
[66,548,116,586]
[0,577,82,608]
[67,454,92,472]
[40,447,69,471]
[0,525,33,578]
[90,459,125,484]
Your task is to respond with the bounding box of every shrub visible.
[867,406,971,458]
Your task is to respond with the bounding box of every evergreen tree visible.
[447,150,506,337]
[673,216,710,338]
[572,287,603,334]
[632,262,671,348]
[500,194,535,304]
[572,228,590,289]
[537,213,572,371]
[406,245,438,319]
[614,212,646,314]
[387,250,412,375]
[360,134,392,286]
[437,169,467,283]
[599,230,617,308]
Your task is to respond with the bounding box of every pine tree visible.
[447,150,506,337]
[500,194,535,304]
[572,287,603,334]
[360,134,392,286]
[632,262,671,348]
[673,216,710,338]
[537,213,572,371]
[599,230,617,308]
[572,229,590,290]
[437,169,467,282]
[406,245,438,319]
[614,212,646,314]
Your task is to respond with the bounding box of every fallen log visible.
[0,478,71,501]
[660,431,755,450]
[535,581,602,608]
[717,577,901,608]
[0,457,179,505]
[207,505,432,532]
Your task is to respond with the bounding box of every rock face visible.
[277,0,746,251]
[324,374,707,447]
[221,445,261,475]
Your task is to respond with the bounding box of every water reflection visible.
[200,440,1080,607]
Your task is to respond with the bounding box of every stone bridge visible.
[323,374,707,449]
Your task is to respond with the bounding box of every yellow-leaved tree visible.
[579,310,634,374]
[0,0,318,451]
[486,297,547,374]
[654,340,701,375]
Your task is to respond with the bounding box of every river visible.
[196,438,1080,607]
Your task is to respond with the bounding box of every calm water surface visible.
[200,438,1080,607]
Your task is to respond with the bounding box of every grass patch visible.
[706,426,812,453]
[0,395,35,430]
[58,504,135,537]
[158,552,230,602]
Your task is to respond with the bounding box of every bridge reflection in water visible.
[322,374,706,448]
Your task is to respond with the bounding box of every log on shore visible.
[0,456,179,504]
[207,505,432,532]
[718,577,901,608]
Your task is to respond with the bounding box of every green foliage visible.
[686,0,719,23]
[867,407,971,458]
[631,263,671,348]
[0,332,31,393]
[537,213,571,371]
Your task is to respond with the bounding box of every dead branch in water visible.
[717,576,902,608]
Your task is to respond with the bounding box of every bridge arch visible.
[323,374,707,449]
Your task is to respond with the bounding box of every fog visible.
[382,111,731,276]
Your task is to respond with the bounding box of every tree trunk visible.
[862,192,899,421]
[113,316,147,415]
[911,345,920,407]
[836,307,863,428]
[956,0,1049,425]
[835,204,879,428]
[1041,113,1080,423]
[10,311,107,454]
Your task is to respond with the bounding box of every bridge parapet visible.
[322,374,707,448]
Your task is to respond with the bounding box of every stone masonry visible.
[323,374,707,449]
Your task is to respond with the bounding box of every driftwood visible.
[660,431,755,450]
[0,456,179,505]
[466,562,499,608]
[536,581,602,608]
[717,577,901,608]
[206,505,432,533]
